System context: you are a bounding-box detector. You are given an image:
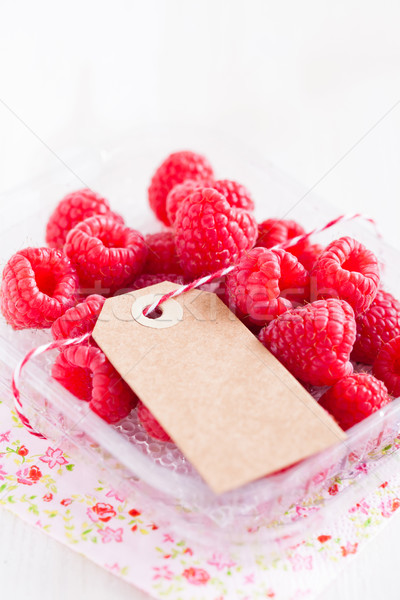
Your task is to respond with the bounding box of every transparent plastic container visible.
[1,129,400,556]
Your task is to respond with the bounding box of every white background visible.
[1,1,400,598]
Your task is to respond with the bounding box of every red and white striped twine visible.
[143,212,378,316]
[11,333,90,439]
[11,212,377,437]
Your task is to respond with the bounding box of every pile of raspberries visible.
[2,150,400,448]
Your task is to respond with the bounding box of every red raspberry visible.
[259,299,356,386]
[351,290,400,364]
[130,272,185,291]
[175,188,257,277]
[211,179,254,212]
[1,247,78,330]
[256,219,306,253]
[51,294,105,342]
[290,243,325,273]
[373,335,400,396]
[256,219,323,272]
[312,237,380,315]
[166,179,253,227]
[52,345,137,423]
[137,401,171,442]
[319,373,391,430]
[148,151,214,225]
[46,188,123,249]
[144,231,182,274]
[64,215,147,295]
[166,179,213,226]
[226,247,310,324]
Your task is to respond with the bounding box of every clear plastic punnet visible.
[1,130,400,556]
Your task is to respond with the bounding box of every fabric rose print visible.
[16,465,42,485]
[87,502,116,523]
[182,567,210,585]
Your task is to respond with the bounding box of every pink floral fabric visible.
[1,396,400,600]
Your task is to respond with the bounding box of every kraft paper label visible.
[93,281,346,494]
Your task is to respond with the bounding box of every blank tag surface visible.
[93,282,346,494]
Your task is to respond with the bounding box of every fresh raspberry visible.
[144,231,182,274]
[137,401,171,442]
[130,272,185,291]
[45,188,123,249]
[1,247,78,330]
[259,299,356,386]
[52,345,137,423]
[174,188,257,277]
[51,294,105,342]
[226,247,310,324]
[373,335,400,397]
[290,243,325,273]
[351,290,400,364]
[312,237,380,315]
[64,215,147,295]
[148,151,214,225]
[211,179,254,212]
[319,373,391,430]
[255,219,323,271]
[166,179,213,226]
[256,218,307,253]
[166,179,254,227]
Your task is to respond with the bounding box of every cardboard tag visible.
[93,282,346,494]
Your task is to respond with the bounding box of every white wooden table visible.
[1,1,400,597]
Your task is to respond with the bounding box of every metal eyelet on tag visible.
[131,293,183,329]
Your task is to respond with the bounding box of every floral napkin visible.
[1,396,399,600]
